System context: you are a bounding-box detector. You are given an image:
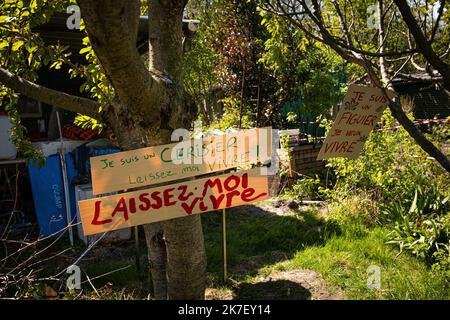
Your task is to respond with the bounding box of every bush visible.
[383,187,449,276]
[324,110,449,205]
[291,110,450,274]
[289,174,324,201]
[327,193,380,228]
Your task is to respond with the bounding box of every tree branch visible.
[430,0,445,42]
[332,0,354,46]
[148,0,188,81]
[77,0,165,125]
[270,0,417,58]
[279,0,450,174]
[378,0,390,85]
[0,67,101,120]
[394,0,450,91]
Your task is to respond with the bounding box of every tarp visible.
[28,154,77,238]
[28,146,120,238]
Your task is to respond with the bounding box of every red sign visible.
[78,168,269,235]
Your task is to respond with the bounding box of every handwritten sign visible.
[317,85,395,160]
[90,127,272,195]
[78,168,269,235]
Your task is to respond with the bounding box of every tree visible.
[258,0,450,173]
[183,0,345,131]
[186,0,275,129]
[0,0,206,299]
[259,9,346,123]
[393,0,450,93]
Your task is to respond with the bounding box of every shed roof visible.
[392,76,450,119]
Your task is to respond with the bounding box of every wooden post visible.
[134,226,140,272]
[222,208,228,283]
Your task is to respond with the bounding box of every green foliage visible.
[182,21,217,105]
[327,194,380,229]
[303,109,450,275]
[259,10,345,116]
[430,116,450,153]
[324,110,449,205]
[0,0,109,159]
[184,1,349,129]
[183,0,272,128]
[0,0,74,164]
[74,114,104,133]
[1,89,44,165]
[383,187,449,275]
[288,175,324,201]
[65,31,113,111]
[211,96,252,130]
[285,111,298,124]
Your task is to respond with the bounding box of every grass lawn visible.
[201,201,449,300]
[42,199,449,300]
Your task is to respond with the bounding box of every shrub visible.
[384,187,449,276]
[327,193,380,228]
[290,110,450,274]
[324,110,449,205]
[289,174,323,201]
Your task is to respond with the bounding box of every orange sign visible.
[90,127,272,195]
[317,85,395,160]
[78,168,269,235]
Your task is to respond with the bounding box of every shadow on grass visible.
[7,202,339,299]
[202,204,341,280]
[233,280,311,300]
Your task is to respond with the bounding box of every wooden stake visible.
[222,208,228,283]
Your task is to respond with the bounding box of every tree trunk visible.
[77,0,207,299]
[164,215,207,300]
[143,223,167,300]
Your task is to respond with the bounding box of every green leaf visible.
[79,47,91,54]
[409,189,418,214]
[50,61,62,69]
[0,16,12,23]
[30,0,38,11]
[11,40,24,51]
[25,43,37,53]
[0,41,9,50]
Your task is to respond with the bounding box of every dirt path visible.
[206,268,344,300]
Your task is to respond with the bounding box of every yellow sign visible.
[78,168,269,235]
[90,127,272,195]
[317,85,395,160]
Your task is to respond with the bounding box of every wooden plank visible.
[90,127,272,195]
[78,168,269,236]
